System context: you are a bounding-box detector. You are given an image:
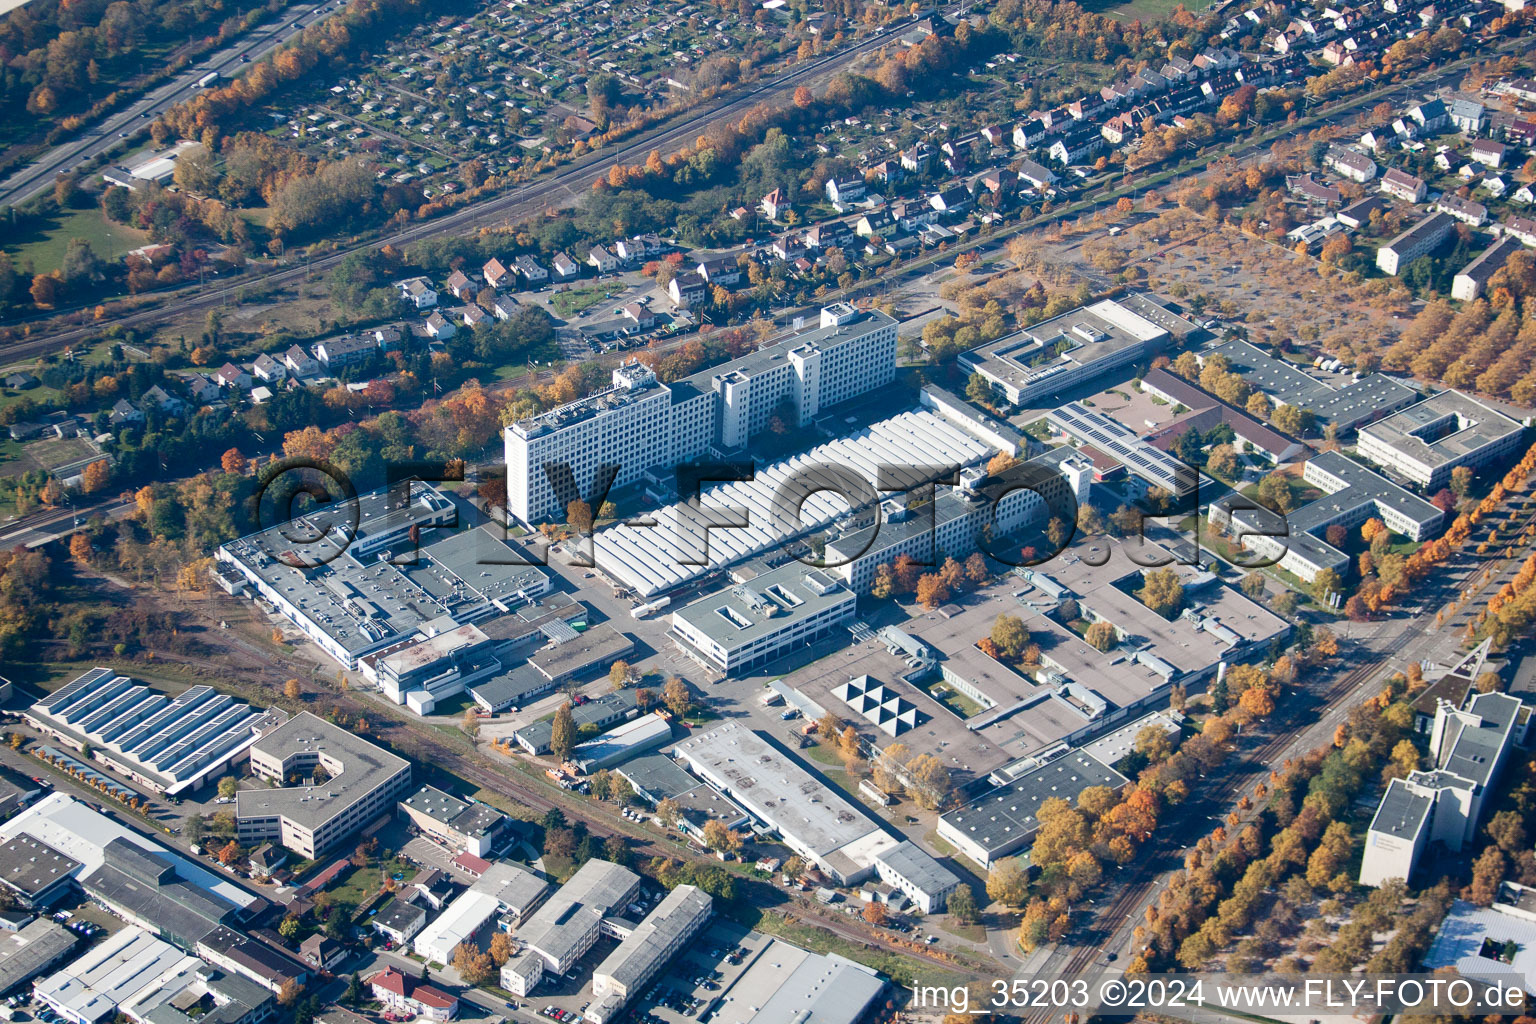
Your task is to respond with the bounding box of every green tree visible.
[550,702,576,762]
[1138,568,1185,618]
[1084,621,1117,652]
[986,858,1029,908]
[990,614,1029,660]
[948,883,978,925]
[217,776,238,799]
[1313,568,1344,604]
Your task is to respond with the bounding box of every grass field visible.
[549,285,615,319]
[26,435,98,472]
[1082,0,1191,19]
[4,207,149,274]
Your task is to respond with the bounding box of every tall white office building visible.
[504,306,898,524]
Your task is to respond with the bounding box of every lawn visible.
[1084,0,1192,20]
[549,285,614,318]
[4,206,149,274]
[910,675,985,719]
[742,909,978,989]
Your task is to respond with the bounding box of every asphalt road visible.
[0,1,344,208]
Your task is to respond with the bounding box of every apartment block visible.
[503,306,897,525]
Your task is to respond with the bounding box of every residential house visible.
[483,259,513,289]
[1437,194,1488,227]
[1471,140,1507,168]
[1360,124,1397,151]
[1449,99,1486,133]
[313,334,376,369]
[1407,99,1450,134]
[868,161,903,186]
[1380,168,1427,202]
[1012,120,1048,150]
[369,969,457,1022]
[425,312,456,340]
[1016,158,1058,189]
[761,189,789,220]
[461,305,490,329]
[825,177,866,205]
[140,385,185,415]
[621,303,657,329]
[929,186,974,216]
[299,935,345,972]
[668,272,707,308]
[444,270,474,299]
[770,234,807,261]
[1453,236,1523,301]
[695,256,741,287]
[185,374,222,403]
[900,142,932,173]
[490,296,519,321]
[1325,145,1378,182]
[396,277,438,309]
[109,399,144,426]
[252,353,288,384]
[372,898,428,945]
[283,346,320,378]
[1048,130,1104,165]
[1500,215,1536,247]
[551,253,580,281]
[1337,194,1388,227]
[587,245,619,274]
[804,221,854,250]
[214,363,252,390]
[854,210,895,238]
[514,256,548,283]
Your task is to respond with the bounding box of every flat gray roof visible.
[961,296,1169,395]
[677,309,896,393]
[470,861,549,917]
[1296,451,1445,534]
[1360,390,1523,469]
[594,884,711,991]
[219,484,547,659]
[873,841,959,898]
[710,942,885,1024]
[516,859,637,967]
[674,724,897,878]
[0,836,79,898]
[613,754,698,802]
[1439,691,1522,789]
[236,712,410,832]
[1206,339,1418,429]
[1368,777,1434,841]
[528,623,634,681]
[940,751,1127,856]
[400,784,506,840]
[0,919,75,994]
[671,562,852,649]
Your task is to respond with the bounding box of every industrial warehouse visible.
[26,668,281,796]
[590,408,997,597]
[216,483,550,671]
